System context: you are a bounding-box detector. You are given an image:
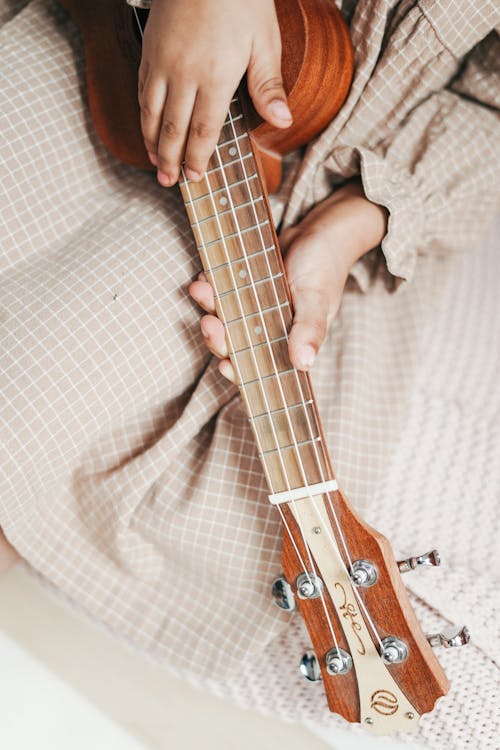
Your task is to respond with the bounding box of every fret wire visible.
[195,196,263,226]
[205,151,252,174]
[222,113,243,126]
[219,119,246,139]
[189,174,259,204]
[231,334,288,356]
[217,132,249,149]
[260,436,322,457]
[242,366,296,387]
[201,219,270,248]
[227,300,290,325]
[250,399,315,421]
[210,244,276,272]
[214,270,283,299]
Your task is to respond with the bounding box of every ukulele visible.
[58,0,470,734]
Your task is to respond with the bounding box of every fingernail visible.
[157,170,172,186]
[296,344,315,369]
[269,99,292,123]
[185,167,202,181]
[147,151,158,166]
[219,360,236,383]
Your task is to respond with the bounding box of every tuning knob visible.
[426,625,471,649]
[271,576,296,611]
[381,636,409,664]
[299,651,322,682]
[325,647,353,676]
[397,549,441,573]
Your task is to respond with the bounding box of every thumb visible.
[287,285,330,371]
[247,44,292,129]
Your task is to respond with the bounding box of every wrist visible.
[307,181,389,271]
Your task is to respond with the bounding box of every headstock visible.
[272,487,469,735]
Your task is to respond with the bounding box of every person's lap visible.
[0,0,213,574]
[0,0,460,687]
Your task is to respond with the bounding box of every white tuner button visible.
[350,559,378,587]
[299,651,322,682]
[397,549,441,573]
[381,636,409,664]
[326,648,353,676]
[427,625,471,649]
[296,572,324,600]
[271,576,296,612]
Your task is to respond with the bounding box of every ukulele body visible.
[58,0,353,192]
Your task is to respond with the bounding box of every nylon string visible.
[181,165,342,652]
[223,103,385,651]
[222,101,385,653]
[131,8,340,650]
[131,0,384,656]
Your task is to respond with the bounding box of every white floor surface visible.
[0,564,428,750]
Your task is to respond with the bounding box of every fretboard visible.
[179,97,333,496]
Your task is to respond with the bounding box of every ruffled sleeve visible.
[352,22,500,289]
[286,4,500,294]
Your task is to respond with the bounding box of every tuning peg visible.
[397,549,441,574]
[426,625,471,649]
[325,647,353,676]
[271,576,296,611]
[299,651,322,682]
[381,636,409,664]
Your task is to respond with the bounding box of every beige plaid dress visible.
[1,1,499,747]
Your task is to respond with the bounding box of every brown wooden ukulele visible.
[59,0,470,734]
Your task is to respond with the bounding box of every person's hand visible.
[139,0,292,187]
[189,180,389,381]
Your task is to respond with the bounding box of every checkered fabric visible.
[1,1,499,747]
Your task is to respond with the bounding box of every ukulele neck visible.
[179,96,333,497]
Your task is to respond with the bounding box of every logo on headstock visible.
[370,690,399,716]
[335,582,366,655]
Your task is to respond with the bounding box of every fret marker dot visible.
[254,326,262,335]
[228,147,237,156]
[239,269,247,279]
[219,196,228,206]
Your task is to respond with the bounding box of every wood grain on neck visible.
[179,97,333,495]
